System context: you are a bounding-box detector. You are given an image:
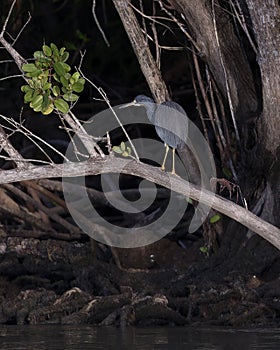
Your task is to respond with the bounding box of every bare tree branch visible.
[0,125,28,169]
[112,0,170,103]
[0,157,279,250]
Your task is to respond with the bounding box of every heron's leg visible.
[171,148,176,175]
[161,144,169,171]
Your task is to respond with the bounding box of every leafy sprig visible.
[112,141,132,157]
[21,43,85,115]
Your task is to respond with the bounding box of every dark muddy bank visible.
[0,225,279,327]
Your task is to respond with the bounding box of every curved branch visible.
[0,156,279,250]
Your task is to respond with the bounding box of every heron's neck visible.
[143,102,156,124]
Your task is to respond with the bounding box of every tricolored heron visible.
[121,95,187,174]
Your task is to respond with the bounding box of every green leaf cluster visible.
[21,43,85,115]
[112,142,131,157]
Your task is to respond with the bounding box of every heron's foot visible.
[161,165,165,172]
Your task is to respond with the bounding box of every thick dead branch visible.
[112,0,169,103]
[0,157,279,250]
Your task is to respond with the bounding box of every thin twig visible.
[92,0,110,47]
[0,1,27,70]
[78,69,140,161]
[130,2,177,32]
[63,111,101,158]
[0,114,69,163]
[12,12,32,45]
[192,51,214,141]
[139,27,183,50]
[151,1,161,70]
[212,0,240,144]
[229,0,257,54]
[205,66,225,156]
[212,80,231,148]
[156,0,200,52]
[1,0,16,34]
[0,74,23,81]
[0,125,27,169]
[191,67,210,145]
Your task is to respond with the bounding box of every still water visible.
[0,325,279,350]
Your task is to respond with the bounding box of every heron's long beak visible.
[119,100,141,109]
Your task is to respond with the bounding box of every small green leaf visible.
[200,246,208,254]
[120,142,126,151]
[24,91,34,102]
[53,73,60,82]
[59,47,66,55]
[210,214,221,224]
[126,147,131,155]
[41,61,51,68]
[42,82,52,91]
[30,94,43,109]
[42,93,51,110]
[50,43,59,55]
[112,146,122,154]
[122,151,129,157]
[61,51,69,63]
[52,85,60,97]
[60,62,71,72]
[63,93,79,102]
[186,197,193,205]
[22,63,37,72]
[72,72,80,81]
[26,69,42,78]
[21,85,32,93]
[34,51,45,60]
[54,98,69,114]
[33,79,41,89]
[33,104,42,112]
[42,103,54,115]
[60,75,69,87]
[43,45,52,57]
[54,62,67,76]
[52,53,59,63]
[72,81,85,93]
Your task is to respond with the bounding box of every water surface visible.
[0,325,279,349]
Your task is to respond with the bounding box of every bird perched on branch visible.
[121,95,188,174]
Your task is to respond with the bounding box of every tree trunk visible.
[246,0,280,228]
[169,0,259,119]
[170,0,279,230]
